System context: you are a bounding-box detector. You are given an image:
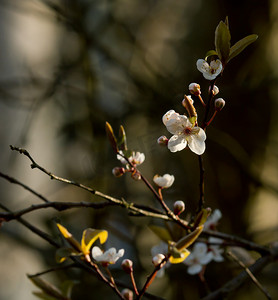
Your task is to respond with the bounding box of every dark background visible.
[0,0,277,299]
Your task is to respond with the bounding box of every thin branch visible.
[227,251,272,300]
[197,155,205,212]
[0,171,50,203]
[201,244,278,300]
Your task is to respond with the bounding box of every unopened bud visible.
[209,85,219,96]
[214,98,225,111]
[157,136,168,146]
[121,288,133,300]
[173,200,185,215]
[131,172,141,181]
[152,254,166,267]
[189,83,201,96]
[182,95,197,122]
[112,167,126,177]
[121,259,133,273]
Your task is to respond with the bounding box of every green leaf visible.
[28,276,68,300]
[32,292,58,300]
[118,125,128,151]
[175,225,204,251]
[228,34,258,62]
[205,50,218,61]
[55,247,80,263]
[149,225,172,242]
[215,20,231,65]
[193,208,211,229]
[81,228,108,255]
[105,122,118,153]
[60,280,78,298]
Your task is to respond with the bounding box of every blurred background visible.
[0,0,277,299]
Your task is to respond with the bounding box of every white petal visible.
[187,263,202,275]
[92,246,103,260]
[162,110,179,126]
[168,135,187,152]
[118,249,125,257]
[196,59,210,73]
[165,117,184,135]
[199,252,213,265]
[203,72,218,80]
[187,128,206,155]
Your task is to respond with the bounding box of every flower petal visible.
[187,263,202,275]
[168,135,187,152]
[92,246,103,260]
[196,59,210,73]
[187,128,206,155]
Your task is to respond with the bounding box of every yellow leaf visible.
[81,229,108,254]
[56,224,82,252]
[169,249,190,264]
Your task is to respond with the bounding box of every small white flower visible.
[162,110,206,155]
[197,59,222,80]
[152,253,166,267]
[92,246,124,264]
[117,151,145,166]
[184,243,213,275]
[153,174,175,188]
[204,209,222,231]
[208,237,224,262]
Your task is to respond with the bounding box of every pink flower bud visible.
[121,259,133,273]
[157,135,168,146]
[214,98,225,112]
[173,200,185,215]
[121,288,133,300]
[152,254,166,267]
[189,83,201,96]
[131,172,141,181]
[112,167,126,177]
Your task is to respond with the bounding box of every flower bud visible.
[121,288,133,300]
[157,135,168,146]
[209,85,219,96]
[121,259,133,274]
[131,172,141,181]
[152,254,166,267]
[214,98,225,112]
[173,200,185,215]
[189,83,201,96]
[112,167,126,177]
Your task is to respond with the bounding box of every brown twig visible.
[227,250,272,300]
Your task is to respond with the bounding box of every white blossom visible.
[117,151,145,166]
[204,209,222,230]
[208,237,224,262]
[184,243,213,275]
[162,110,206,155]
[151,242,169,277]
[197,59,222,80]
[92,246,124,264]
[153,174,175,188]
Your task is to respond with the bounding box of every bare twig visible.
[227,250,272,300]
[201,244,278,300]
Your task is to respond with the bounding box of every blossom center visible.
[184,127,192,135]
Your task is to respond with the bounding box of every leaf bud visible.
[157,135,168,146]
[173,200,185,215]
[121,288,133,300]
[214,98,225,111]
[189,83,201,96]
[112,167,126,177]
[152,253,166,267]
[121,259,133,274]
[182,95,197,122]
